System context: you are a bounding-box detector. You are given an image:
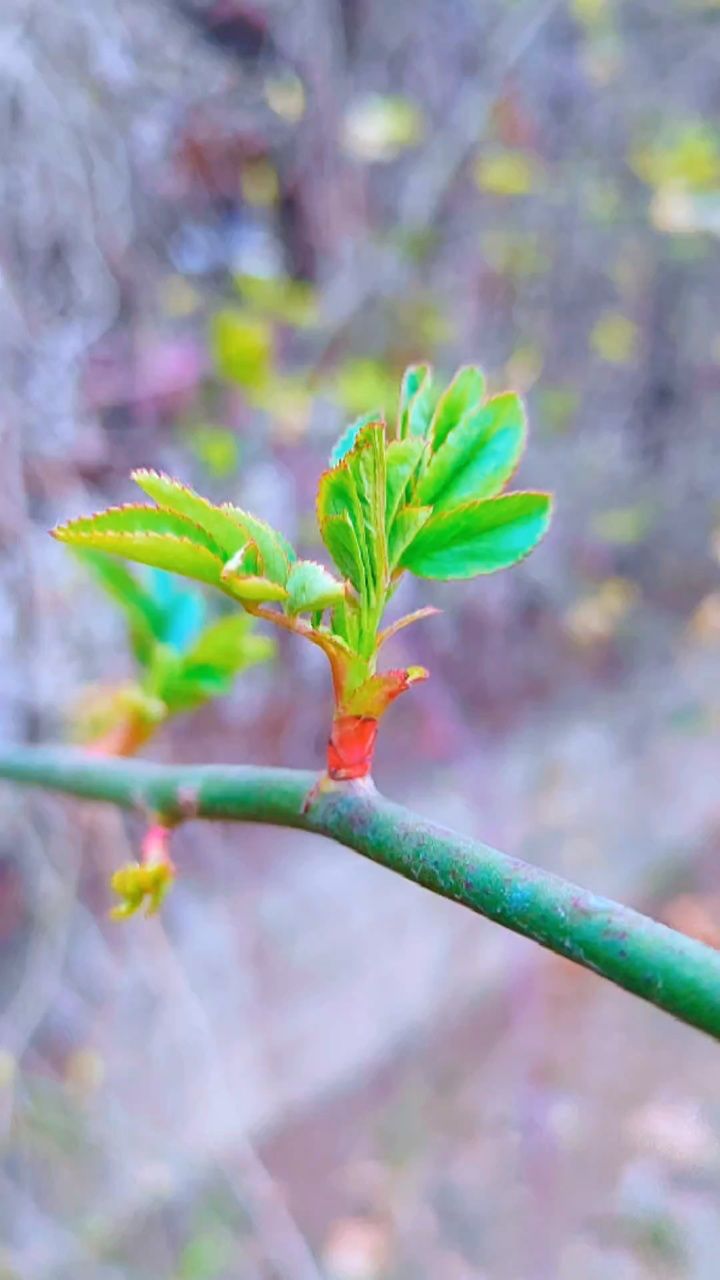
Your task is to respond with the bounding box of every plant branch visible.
[2,747,720,1041]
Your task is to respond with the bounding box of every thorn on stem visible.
[176,784,200,819]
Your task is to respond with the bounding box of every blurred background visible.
[2,0,720,1275]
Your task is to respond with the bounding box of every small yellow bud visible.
[109,824,175,920]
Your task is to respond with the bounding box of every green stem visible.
[2,747,720,1041]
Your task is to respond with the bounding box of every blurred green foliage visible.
[71,553,274,753]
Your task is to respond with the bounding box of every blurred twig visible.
[316,0,561,351]
[398,0,561,231]
[0,801,80,1148]
[144,918,326,1280]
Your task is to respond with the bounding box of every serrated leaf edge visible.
[419,392,529,508]
[401,489,554,571]
[428,364,486,450]
[52,502,224,557]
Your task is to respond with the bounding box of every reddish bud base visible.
[327,715,378,781]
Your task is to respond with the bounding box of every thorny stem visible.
[2,747,720,1041]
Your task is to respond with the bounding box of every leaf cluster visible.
[322,364,551,588]
[54,364,552,716]
[72,553,274,749]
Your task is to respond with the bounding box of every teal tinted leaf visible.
[397,364,430,437]
[401,492,552,579]
[147,570,206,650]
[286,560,346,614]
[385,437,426,525]
[407,373,438,437]
[417,393,526,510]
[329,412,382,466]
[430,365,486,449]
[388,505,432,568]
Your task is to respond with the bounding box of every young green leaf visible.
[132,471,295,582]
[75,550,164,663]
[160,666,231,714]
[406,372,438,438]
[385,437,426,526]
[318,466,364,584]
[54,504,222,553]
[387,505,432,568]
[182,614,275,673]
[53,511,226,587]
[159,615,274,712]
[318,424,387,596]
[221,508,293,585]
[285,560,346,614]
[344,424,388,592]
[430,365,486,449]
[401,492,552,578]
[53,353,554,787]
[329,596,359,648]
[397,364,430,437]
[75,550,161,626]
[318,513,364,592]
[220,568,288,603]
[329,412,382,467]
[416,393,526,510]
[132,471,246,555]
